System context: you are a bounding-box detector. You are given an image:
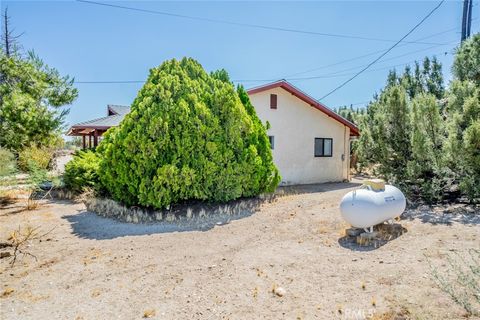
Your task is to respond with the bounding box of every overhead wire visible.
[318,0,445,101]
[76,0,447,45]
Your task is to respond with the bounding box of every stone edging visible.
[83,194,276,225]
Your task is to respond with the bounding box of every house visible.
[67,105,131,148]
[247,80,359,184]
[68,80,359,184]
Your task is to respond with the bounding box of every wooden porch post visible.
[82,135,86,149]
[93,130,98,147]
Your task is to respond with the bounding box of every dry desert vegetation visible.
[0,182,479,320]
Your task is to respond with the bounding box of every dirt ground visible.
[0,182,479,320]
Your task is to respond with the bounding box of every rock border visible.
[83,194,276,225]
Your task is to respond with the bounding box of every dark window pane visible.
[314,138,324,156]
[270,94,277,109]
[268,136,274,150]
[315,138,333,157]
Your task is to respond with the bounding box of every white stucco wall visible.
[249,87,351,185]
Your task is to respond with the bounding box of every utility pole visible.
[461,0,473,42]
[467,0,473,38]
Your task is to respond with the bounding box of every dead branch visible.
[7,225,56,266]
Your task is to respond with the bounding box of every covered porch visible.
[67,113,125,149]
[67,127,107,149]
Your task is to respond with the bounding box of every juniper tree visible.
[98,58,280,208]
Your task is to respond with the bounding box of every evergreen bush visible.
[64,150,101,193]
[98,58,279,208]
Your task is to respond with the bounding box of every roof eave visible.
[247,80,360,136]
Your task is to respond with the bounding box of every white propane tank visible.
[340,180,406,229]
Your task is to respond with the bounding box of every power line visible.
[279,43,455,81]
[231,44,454,83]
[76,0,446,45]
[318,0,445,101]
[282,26,461,78]
[74,43,455,85]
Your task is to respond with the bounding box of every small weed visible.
[427,249,480,316]
[143,309,156,318]
[1,288,14,298]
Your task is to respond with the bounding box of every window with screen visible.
[314,138,333,157]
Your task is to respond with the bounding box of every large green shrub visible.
[64,150,101,193]
[98,58,280,208]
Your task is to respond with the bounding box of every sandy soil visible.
[0,182,479,320]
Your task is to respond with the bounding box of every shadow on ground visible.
[338,223,408,252]
[277,181,362,196]
[64,181,363,240]
[63,208,255,240]
[402,205,480,226]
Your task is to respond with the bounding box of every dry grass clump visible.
[428,249,480,317]
[371,307,411,320]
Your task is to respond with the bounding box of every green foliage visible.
[64,150,101,193]
[387,56,444,99]
[0,147,17,177]
[357,86,412,185]
[356,35,480,203]
[407,94,445,202]
[458,120,480,200]
[27,161,48,192]
[98,58,280,209]
[453,34,480,85]
[18,145,53,172]
[0,50,78,152]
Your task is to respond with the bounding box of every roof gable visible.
[108,104,131,116]
[247,80,359,136]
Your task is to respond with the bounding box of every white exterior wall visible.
[249,87,351,185]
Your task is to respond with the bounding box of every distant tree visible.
[0,51,78,151]
[0,11,77,152]
[1,8,22,57]
[387,57,444,99]
[334,105,365,125]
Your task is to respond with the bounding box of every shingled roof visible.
[67,104,130,136]
[108,105,131,116]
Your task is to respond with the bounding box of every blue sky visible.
[3,1,479,128]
